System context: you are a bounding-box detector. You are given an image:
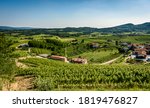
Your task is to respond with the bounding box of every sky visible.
[0,0,150,28]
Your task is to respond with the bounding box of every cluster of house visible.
[38,54,88,64]
[129,44,150,61]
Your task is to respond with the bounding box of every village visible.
[124,43,150,62]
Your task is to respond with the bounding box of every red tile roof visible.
[49,55,68,62]
[71,58,87,64]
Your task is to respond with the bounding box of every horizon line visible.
[0,21,150,29]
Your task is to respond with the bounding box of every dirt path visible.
[15,56,32,68]
[3,56,35,91]
[15,59,28,68]
[2,75,35,91]
[93,56,121,65]
[100,57,121,65]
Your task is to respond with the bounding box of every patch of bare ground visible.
[15,59,28,68]
[2,75,35,91]
[15,56,30,68]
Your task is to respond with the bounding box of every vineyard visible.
[10,50,29,58]
[17,58,150,90]
[30,48,51,55]
[1,29,150,91]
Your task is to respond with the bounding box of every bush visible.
[35,76,54,91]
[0,78,3,90]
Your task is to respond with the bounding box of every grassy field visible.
[60,38,76,42]
[120,35,150,43]
[73,49,120,63]
[30,48,51,55]
[10,40,29,48]
[77,35,150,44]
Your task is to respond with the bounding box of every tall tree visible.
[0,35,16,76]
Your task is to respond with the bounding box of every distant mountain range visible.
[1,22,150,33]
[63,22,150,33]
[98,22,150,33]
[0,26,32,30]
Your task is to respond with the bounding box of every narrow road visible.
[100,56,121,65]
[93,56,122,65]
[15,55,46,68]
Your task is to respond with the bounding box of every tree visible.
[115,41,118,46]
[81,39,85,43]
[0,36,16,89]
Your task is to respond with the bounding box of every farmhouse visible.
[71,58,87,64]
[133,48,147,52]
[128,43,150,62]
[89,42,99,48]
[131,48,148,61]
[18,43,29,48]
[132,44,145,49]
[48,55,68,62]
[145,45,150,54]
[133,50,147,59]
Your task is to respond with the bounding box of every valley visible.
[1,23,150,91]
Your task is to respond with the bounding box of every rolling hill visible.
[0,22,150,33]
[99,22,150,33]
[0,26,32,30]
[63,22,150,33]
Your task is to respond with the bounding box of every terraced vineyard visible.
[17,58,150,90]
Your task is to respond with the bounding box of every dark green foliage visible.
[28,40,47,48]
[45,39,68,48]
[28,39,69,56]
[0,35,16,76]
[115,41,118,46]
[67,43,89,56]
[81,39,85,43]
[0,36,14,53]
